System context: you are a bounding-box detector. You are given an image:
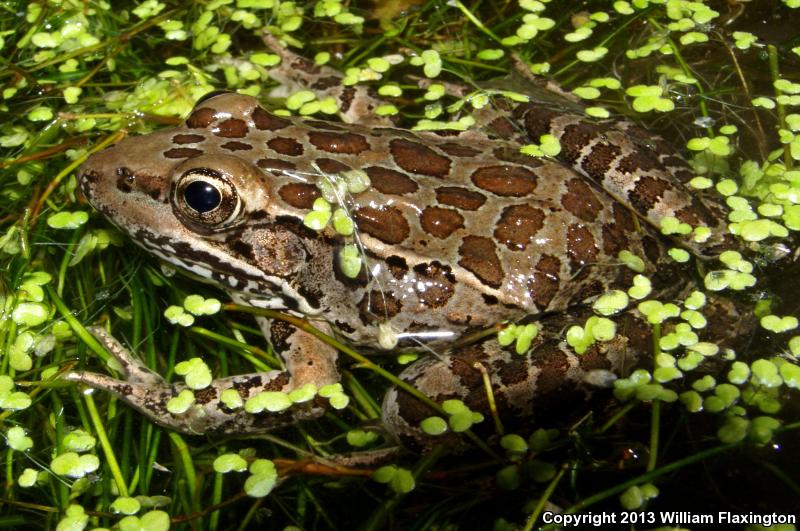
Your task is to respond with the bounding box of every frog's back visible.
[80,93,681,347]
[179,95,667,313]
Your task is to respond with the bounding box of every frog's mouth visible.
[132,226,322,314]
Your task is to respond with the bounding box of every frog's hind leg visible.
[382,310,652,450]
[261,32,396,126]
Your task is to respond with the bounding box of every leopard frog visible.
[68,36,732,443]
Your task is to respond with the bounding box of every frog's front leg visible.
[66,324,339,435]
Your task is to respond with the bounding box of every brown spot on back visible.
[530,342,569,394]
[496,356,530,386]
[186,108,216,129]
[354,206,410,244]
[278,183,320,209]
[386,255,408,279]
[675,202,706,226]
[215,118,248,138]
[580,142,621,178]
[458,235,504,288]
[221,141,252,151]
[627,176,670,213]
[267,137,304,156]
[436,187,486,210]
[518,104,560,139]
[562,178,603,222]
[560,123,595,164]
[340,87,356,113]
[194,386,219,405]
[310,75,342,90]
[471,165,537,196]
[566,224,598,268]
[163,147,203,159]
[365,166,419,195]
[173,134,205,144]
[389,139,451,178]
[315,158,351,174]
[486,116,518,139]
[613,202,636,231]
[438,142,481,157]
[358,290,402,324]
[616,150,659,174]
[662,155,686,170]
[494,204,545,251]
[601,222,629,255]
[308,131,369,154]
[412,261,455,308]
[252,107,291,131]
[257,158,296,172]
[672,168,694,184]
[493,146,540,165]
[420,206,464,239]
[528,255,561,310]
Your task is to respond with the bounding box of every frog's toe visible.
[84,326,165,385]
[66,370,190,430]
[65,370,157,396]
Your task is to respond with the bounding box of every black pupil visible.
[184,180,221,213]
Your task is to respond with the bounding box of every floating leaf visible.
[213,453,248,473]
[111,497,141,516]
[420,416,448,435]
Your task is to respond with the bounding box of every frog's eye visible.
[173,168,241,229]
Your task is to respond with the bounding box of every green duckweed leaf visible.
[245,391,292,413]
[166,389,195,414]
[7,426,33,452]
[213,453,248,473]
[420,416,448,435]
[118,510,170,531]
[111,497,141,516]
[174,358,212,390]
[245,459,278,497]
[63,430,96,453]
[51,452,100,478]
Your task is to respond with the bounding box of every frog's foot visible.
[66,327,332,435]
[261,32,396,126]
[68,327,165,387]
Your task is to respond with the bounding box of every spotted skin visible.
[511,103,734,255]
[79,93,682,340]
[69,39,735,443]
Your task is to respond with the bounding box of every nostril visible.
[78,170,99,185]
[116,167,135,182]
[78,176,94,199]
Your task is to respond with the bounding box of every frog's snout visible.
[77,159,101,206]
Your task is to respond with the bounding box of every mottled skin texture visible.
[68,37,732,443]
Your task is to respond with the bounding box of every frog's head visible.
[78,93,321,313]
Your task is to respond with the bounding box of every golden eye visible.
[173,168,241,229]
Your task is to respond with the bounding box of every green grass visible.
[2,0,800,529]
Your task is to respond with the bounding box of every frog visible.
[67,33,737,447]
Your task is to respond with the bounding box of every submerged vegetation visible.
[1,0,800,529]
